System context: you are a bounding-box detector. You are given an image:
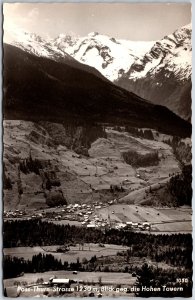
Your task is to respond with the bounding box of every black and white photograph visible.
[2,2,192,298]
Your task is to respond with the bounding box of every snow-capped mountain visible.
[53,32,154,81]
[116,24,192,120]
[3,27,155,81]
[129,24,192,81]
[53,33,79,49]
[4,24,192,120]
[3,27,74,62]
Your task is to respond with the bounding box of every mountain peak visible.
[88,32,99,37]
[174,23,192,39]
[52,33,79,49]
[181,23,192,30]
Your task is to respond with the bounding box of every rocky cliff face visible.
[53,32,154,81]
[116,24,192,121]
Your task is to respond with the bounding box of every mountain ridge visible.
[4,25,191,120]
[3,43,191,138]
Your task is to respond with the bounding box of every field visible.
[4,243,129,263]
[153,221,192,232]
[94,204,192,233]
[4,270,136,286]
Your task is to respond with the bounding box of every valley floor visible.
[4,204,192,234]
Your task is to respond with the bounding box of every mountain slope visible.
[3,43,191,137]
[116,24,192,120]
[5,26,191,120]
[3,120,182,210]
[3,28,108,81]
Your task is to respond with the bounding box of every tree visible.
[135,263,155,297]
[3,175,12,190]
[4,288,7,297]
[98,276,102,286]
[45,190,67,207]
[82,257,88,264]
[168,164,192,206]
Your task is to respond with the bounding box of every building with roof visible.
[50,278,70,287]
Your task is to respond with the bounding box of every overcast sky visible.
[3,3,191,41]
